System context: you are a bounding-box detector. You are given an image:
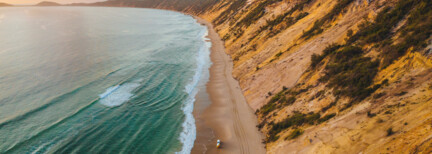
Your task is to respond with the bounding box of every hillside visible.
[35,1,61,6]
[89,0,432,153]
[76,0,218,14]
[0,2,12,7]
[198,0,432,153]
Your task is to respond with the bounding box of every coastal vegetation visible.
[259,86,311,116]
[319,45,380,101]
[308,0,432,103]
[346,0,432,68]
[236,0,281,27]
[285,128,303,140]
[301,0,355,39]
[221,0,283,40]
[310,44,342,68]
[209,0,432,152]
[213,0,247,25]
[266,112,336,142]
[252,0,432,149]
[386,127,394,136]
[255,0,313,39]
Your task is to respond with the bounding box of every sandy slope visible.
[192,17,266,154]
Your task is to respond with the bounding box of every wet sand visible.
[191,17,266,154]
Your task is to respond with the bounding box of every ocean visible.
[0,7,211,153]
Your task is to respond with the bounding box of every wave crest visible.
[177,24,211,154]
[99,80,141,107]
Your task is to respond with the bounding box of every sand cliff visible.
[196,0,432,153]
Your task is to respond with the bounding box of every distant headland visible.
[35,1,61,6]
[0,2,12,7]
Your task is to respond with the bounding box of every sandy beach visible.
[191,17,266,154]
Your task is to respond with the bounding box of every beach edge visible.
[192,17,266,154]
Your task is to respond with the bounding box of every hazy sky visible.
[2,0,105,5]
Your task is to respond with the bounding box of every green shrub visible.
[317,113,336,123]
[367,111,376,118]
[253,0,313,39]
[315,90,325,98]
[261,90,285,115]
[310,53,323,68]
[296,12,309,20]
[260,86,303,116]
[237,0,281,27]
[387,127,394,136]
[297,86,312,94]
[396,91,407,96]
[257,121,266,130]
[214,0,247,25]
[266,108,339,142]
[285,128,304,140]
[222,33,231,41]
[346,29,353,38]
[302,0,355,39]
[321,46,380,100]
[321,101,337,112]
[373,92,386,99]
[275,52,283,57]
[284,96,296,105]
[347,0,418,44]
[347,0,432,68]
[310,44,342,68]
[267,112,320,142]
[260,102,277,116]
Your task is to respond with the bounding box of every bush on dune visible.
[321,46,380,100]
[301,0,355,39]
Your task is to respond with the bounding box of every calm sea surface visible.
[0,7,211,153]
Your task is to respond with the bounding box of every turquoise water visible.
[0,7,211,153]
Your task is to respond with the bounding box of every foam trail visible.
[99,85,120,99]
[177,24,211,154]
[99,80,141,107]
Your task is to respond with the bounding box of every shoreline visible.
[0,6,263,153]
[192,17,266,154]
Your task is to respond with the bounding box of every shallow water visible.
[0,7,210,153]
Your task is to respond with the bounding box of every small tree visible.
[386,127,394,136]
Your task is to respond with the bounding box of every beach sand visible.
[191,17,266,154]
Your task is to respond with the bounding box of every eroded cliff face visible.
[198,0,373,110]
[196,0,432,153]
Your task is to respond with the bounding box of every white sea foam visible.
[177,25,212,154]
[99,85,120,99]
[99,81,141,107]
